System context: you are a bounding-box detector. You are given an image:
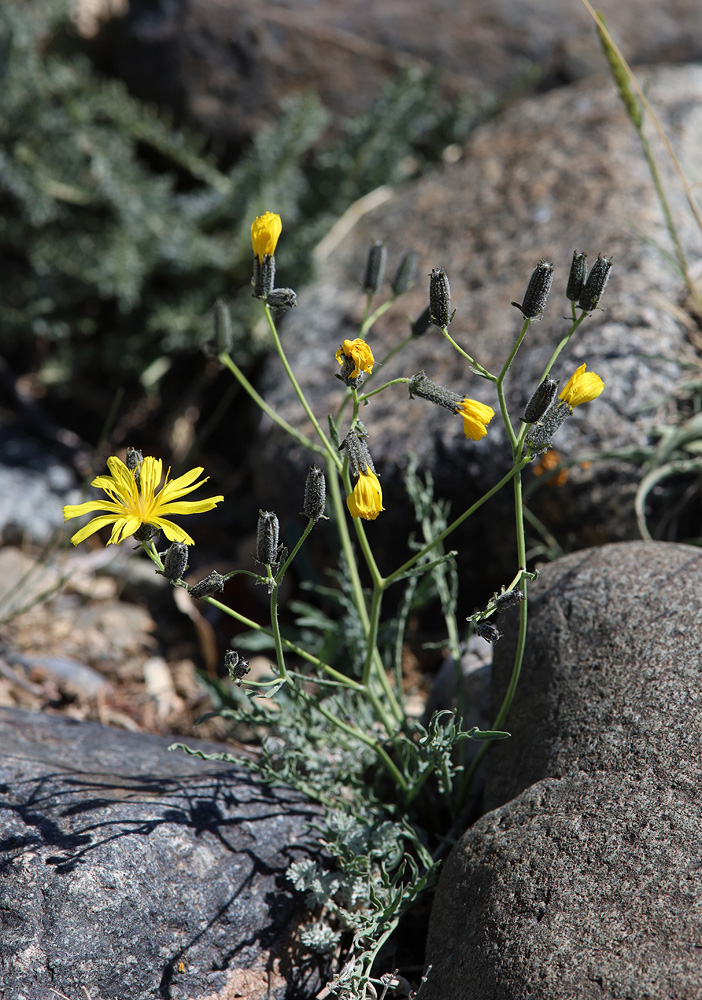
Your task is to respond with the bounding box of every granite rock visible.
[105,0,702,146]
[423,541,702,1000]
[0,708,322,1000]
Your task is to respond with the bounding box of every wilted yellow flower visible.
[346,466,384,521]
[251,211,282,263]
[63,456,223,547]
[455,399,495,441]
[336,338,375,379]
[559,363,604,408]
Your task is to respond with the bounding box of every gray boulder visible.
[106,0,702,146]
[255,65,702,590]
[423,540,702,1000]
[0,708,321,1000]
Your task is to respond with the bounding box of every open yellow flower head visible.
[456,399,495,441]
[251,211,282,263]
[62,455,224,547]
[335,338,375,379]
[559,363,604,408]
[346,466,384,521]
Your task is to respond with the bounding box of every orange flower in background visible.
[336,338,375,379]
[533,449,569,487]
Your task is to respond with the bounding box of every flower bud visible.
[408,371,465,412]
[566,251,587,302]
[391,249,419,295]
[523,376,559,424]
[252,253,275,300]
[578,253,613,312]
[256,510,281,566]
[494,588,524,612]
[411,303,432,337]
[341,423,375,480]
[161,541,188,581]
[512,259,554,319]
[266,287,297,310]
[525,401,572,455]
[225,649,250,686]
[429,268,453,327]
[362,240,387,295]
[302,466,327,522]
[213,298,234,354]
[474,621,502,643]
[189,571,225,600]
[134,523,157,542]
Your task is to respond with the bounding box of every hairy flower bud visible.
[266,287,297,310]
[566,251,588,302]
[391,249,419,295]
[411,303,432,337]
[189,571,225,600]
[252,253,275,299]
[225,649,250,686]
[523,376,560,424]
[429,268,453,327]
[525,401,572,455]
[512,259,554,319]
[126,447,143,493]
[256,510,281,566]
[362,240,387,295]
[340,424,375,480]
[409,371,465,412]
[302,466,327,522]
[494,588,524,612]
[578,253,613,312]
[161,541,188,581]
[474,621,502,643]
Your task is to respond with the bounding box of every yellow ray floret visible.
[62,456,224,547]
[455,399,495,441]
[251,211,282,263]
[559,363,604,408]
[335,338,375,379]
[346,466,384,521]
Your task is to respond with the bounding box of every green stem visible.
[441,326,496,380]
[263,306,343,471]
[357,377,411,404]
[314,698,409,792]
[385,459,529,586]
[219,352,323,457]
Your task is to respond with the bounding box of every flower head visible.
[335,338,375,379]
[346,466,384,521]
[455,398,495,440]
[63,456,224,547]
[559,363,604,408]
[251,211,282,263]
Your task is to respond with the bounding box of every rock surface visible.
[254,65,702,594]
[105,0,702,146]
[0,708,321,1000]
[423,540,702,1000]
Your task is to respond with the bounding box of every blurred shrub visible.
[0,0,474,434]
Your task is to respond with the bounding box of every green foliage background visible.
[0,0,473,436]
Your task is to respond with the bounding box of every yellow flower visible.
[346,466,384,521]
[63,456,224,547]
[559,363,604,408]
[251,211,282,263]
[455,399,495,441]
[335,338,375,379]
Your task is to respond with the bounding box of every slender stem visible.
[385,459,529,586]
[441,326,496,380]
[263,306,343,471]
[268,583,290,684]
[219,352,323,457]
[275,519,315,584]
[314,698,408,791]
[360,296,396,337]
[357,377,411,404]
